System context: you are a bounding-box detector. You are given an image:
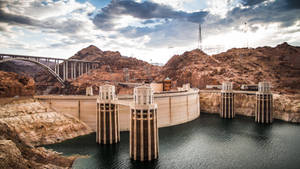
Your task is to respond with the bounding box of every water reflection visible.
[45,113,300,169]
[94,144,120,168]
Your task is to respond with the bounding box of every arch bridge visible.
[0,53,101,87]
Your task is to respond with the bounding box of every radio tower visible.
[244,22,249,48]
[198,24,202,50]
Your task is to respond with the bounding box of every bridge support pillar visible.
[86,63,88,73]
[54,60,57,73]
[71,62,73,79]
[66,61,68,80]
[57,61,60,77]
[63,62,66,81]
[74,62,77,79]
[78,63,80,76]
[85,63,88,74]
[73,62,76,78]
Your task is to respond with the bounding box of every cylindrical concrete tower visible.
[96,84,120,144]
[130,85,159,161]
[86,86,93,96]
[255,82,273,124]
[220,82,235,118]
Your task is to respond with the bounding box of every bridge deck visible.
[0,53,102,64]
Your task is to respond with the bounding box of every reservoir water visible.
[44,113,300,169]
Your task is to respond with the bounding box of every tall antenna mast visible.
[244,22,249,48]
[198,24,202,50]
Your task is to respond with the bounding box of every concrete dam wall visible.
[35,89,200,131]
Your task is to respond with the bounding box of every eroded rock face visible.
[273,94,300,123]
[159,43,300,94]
[0,99,92,146]
[0,123,75,169]
[0,99,93,168]
[200,92,300,123]
[0,140,31,169]
[0,71,35,97]
[38,45,162,95]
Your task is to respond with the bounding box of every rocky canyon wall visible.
[0,99,93,168]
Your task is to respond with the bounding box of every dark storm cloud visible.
[0,1,86,35]
[206,0,300,34]
[241,0,267,6]
[93,0,208,30]
[142,19,156,24]
[284,0,300,9]
[0,0,93,49]
[241,0,300,8]
[0,11,83,35]
[0,3,39,27]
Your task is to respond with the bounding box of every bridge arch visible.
[0,58,65,86]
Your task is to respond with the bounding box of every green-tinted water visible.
[44,114,300,169]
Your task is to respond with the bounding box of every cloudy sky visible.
[0,0,299,64]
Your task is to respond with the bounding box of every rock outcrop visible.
[0,71,35,97]
[0,99,92,168]
[0,139,73,169]
[47,45,161,95]
[199,92,300,123]
[0,99,92,146]
[159,42,300,94]
[2,43,299,95]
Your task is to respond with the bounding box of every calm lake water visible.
[44,113,300,169]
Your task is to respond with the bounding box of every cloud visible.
[205,0,300,32]
[93,0,208,30]
[142,19,156,24]
[242,0,300,9]
[0,0,95,34]
[0,3,39,27]
[0,0,103,59]
[0,0,299,64]
[241,0,268,6]
[150,0,194,10]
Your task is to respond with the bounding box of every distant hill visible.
[158,42,300,93]
[70,45,158,70]
[0,42,299,95]
[65,45,161,94]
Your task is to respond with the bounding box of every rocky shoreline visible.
[0,92,299,168]
[200,92,300,123]
[0,99,92,169]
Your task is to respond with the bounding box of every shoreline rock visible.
[0,99,93,168]
[200,92,300,123]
